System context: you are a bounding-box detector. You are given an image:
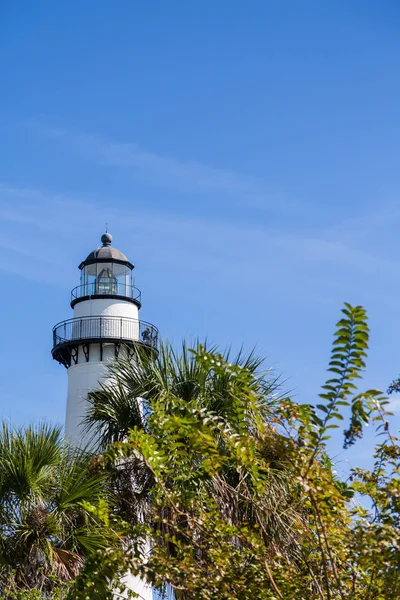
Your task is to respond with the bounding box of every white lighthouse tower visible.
[52,232,157,599]
[51,231,158,447]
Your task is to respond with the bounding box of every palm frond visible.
[0,423,110,592]
[85,340,280,450]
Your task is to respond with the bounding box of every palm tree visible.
[84,341,276,448]
[0,423,108,596]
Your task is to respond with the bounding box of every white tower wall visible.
[74,297,139,319]
[65,360,108,446]
[65,298,140,446]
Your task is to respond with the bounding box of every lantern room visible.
[70,233,141,308]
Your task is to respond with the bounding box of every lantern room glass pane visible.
[83,263,97,294]
[80,262,133,297]
[111,262,130,296]
[97,266,118,294]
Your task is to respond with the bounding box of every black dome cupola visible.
[79,232,134,270]
[70,232,141,308]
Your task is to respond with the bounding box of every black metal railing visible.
[71,283,142,305]
[52,316,158,350]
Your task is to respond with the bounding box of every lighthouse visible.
[52,232,157,599]
[51,232,158,448]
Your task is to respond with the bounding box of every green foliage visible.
[2,581,68,599]
[310,304,387,450]
[4,304,400,599]
[72,304,399,599]
[0,424,110,598]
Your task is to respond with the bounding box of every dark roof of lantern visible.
[79,233,134,270]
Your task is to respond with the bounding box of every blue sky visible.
[1,1,400,476]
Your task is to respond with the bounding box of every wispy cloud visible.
[34,124,299,213]
[1,124,400,316]
[1,181,399,301]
